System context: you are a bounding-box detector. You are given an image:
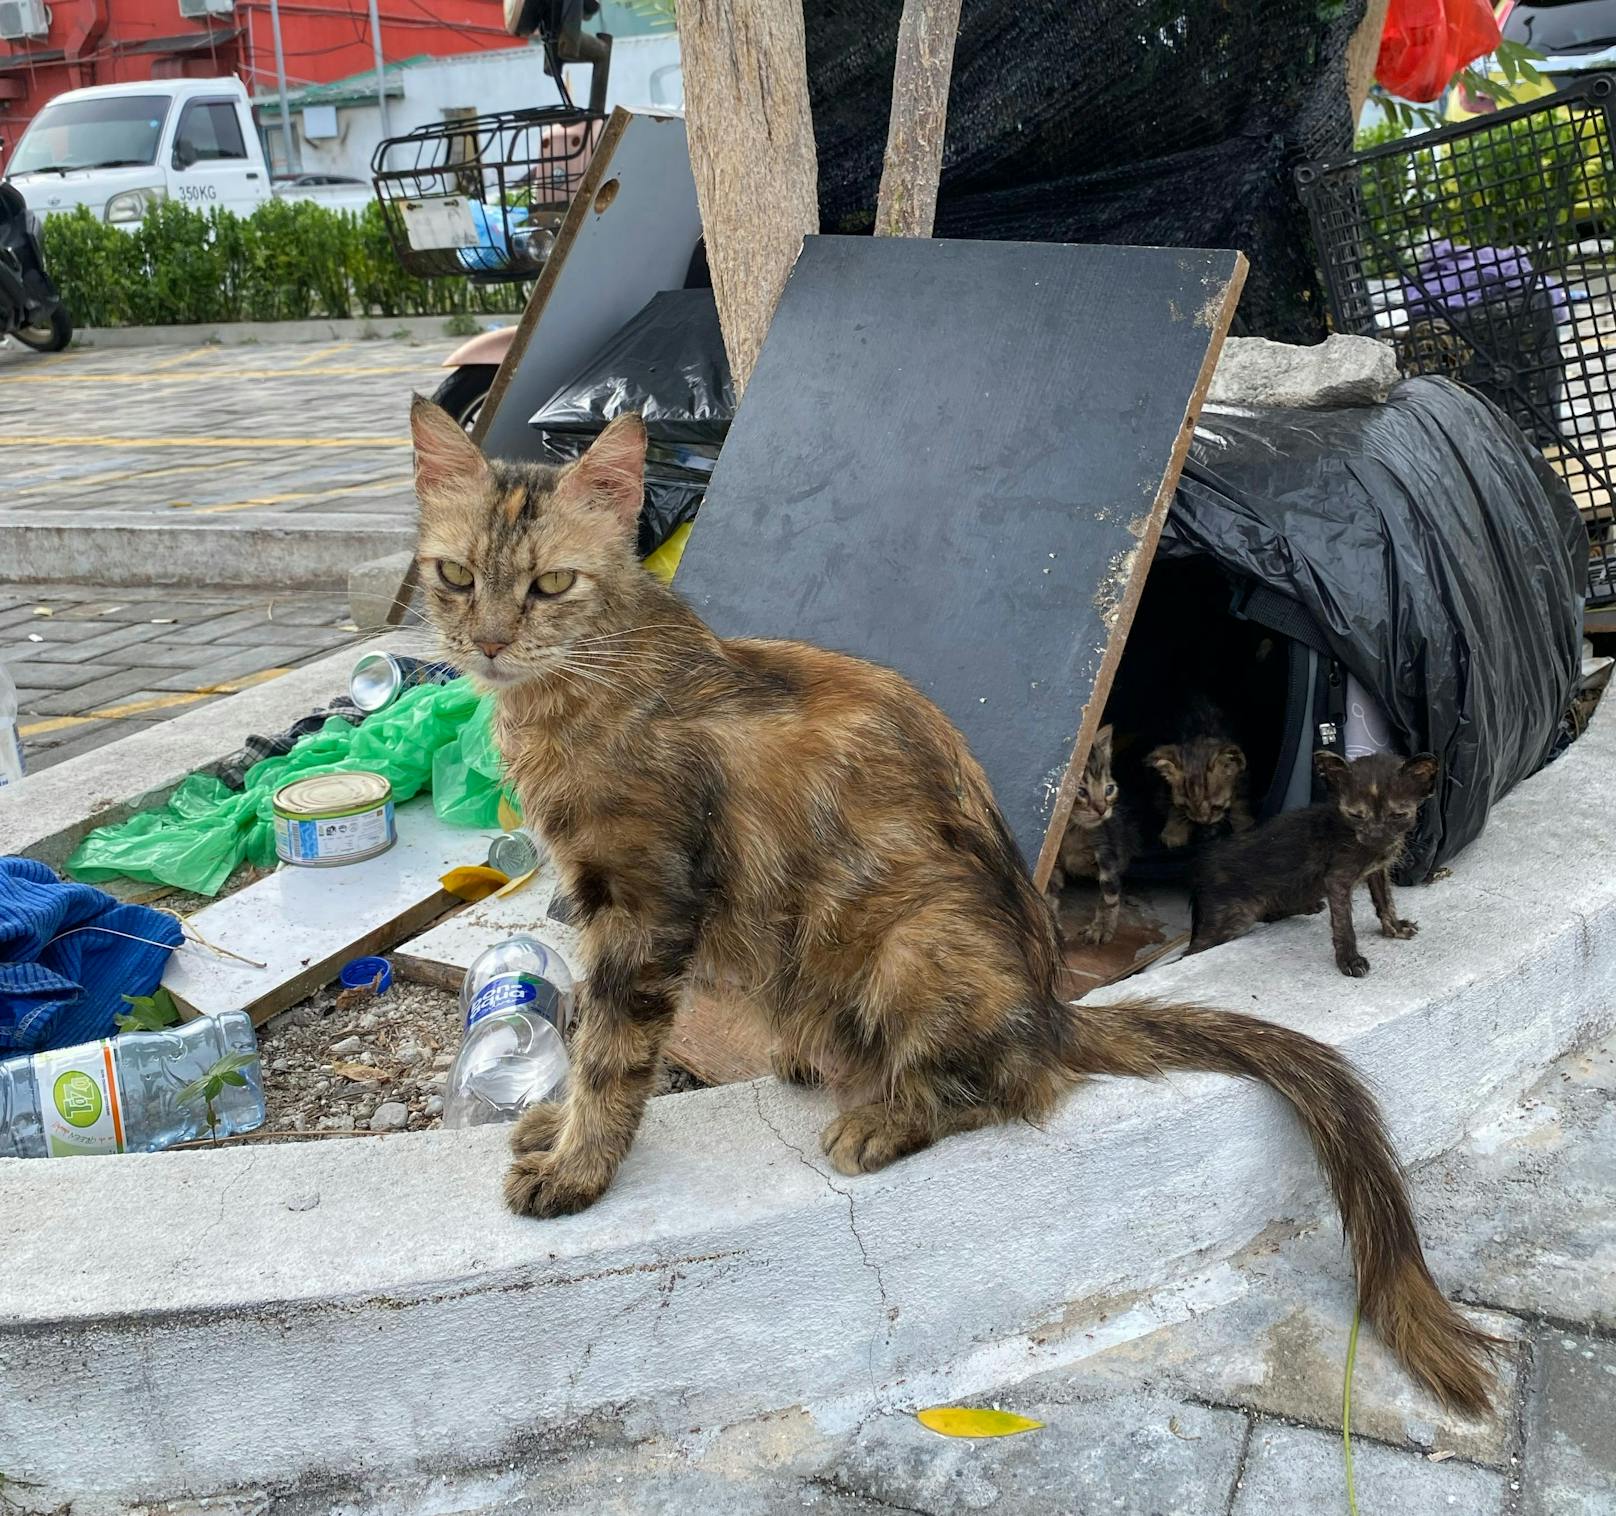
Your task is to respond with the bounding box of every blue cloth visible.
[0,856,182,1055]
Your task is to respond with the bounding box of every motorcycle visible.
[0,177,71,353]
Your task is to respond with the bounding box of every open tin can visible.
[273,771,396,867]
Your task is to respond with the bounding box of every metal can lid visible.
[349,651,403,714]
[273,770,392,819]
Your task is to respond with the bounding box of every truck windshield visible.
[8,95,171,175]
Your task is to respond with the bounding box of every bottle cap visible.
[340,956,393,994]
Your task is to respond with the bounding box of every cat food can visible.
[349,652,461,714]
[273,771,396,867]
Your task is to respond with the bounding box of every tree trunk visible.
[875,0,963,238]
[676,0,819,398]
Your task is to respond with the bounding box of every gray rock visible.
[423,1094,445,1118]
[357,1011,382,1032]
[370,1101,409,1133]
[329,1036,364,1057]
[284,1192,321,1212]
[268,1056,293,1074]
[1207,333,1399,409]
[394,1044,425,1068]
[316,1114,355,1132]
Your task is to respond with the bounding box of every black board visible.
[675,236,1244,883]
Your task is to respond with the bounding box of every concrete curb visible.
[3,510,413,589]
[3,700,1614,1510]
[66,314,517,350]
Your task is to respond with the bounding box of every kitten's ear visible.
[411,394,489,502]
[1215,743,1246,776]
[1092,724,1114,764]
[1148,744,1182,781]
[1401,753,1439,796]
[555,412,647,530]
[1314,751,1349,790]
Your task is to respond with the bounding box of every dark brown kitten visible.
[1190,751,1438,977]
[1047,725,1141,945]
[1148,696,1253,849]
[410,399,1494,1414]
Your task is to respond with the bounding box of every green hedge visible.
[41,199,526,329]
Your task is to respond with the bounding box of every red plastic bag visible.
[1377,0,1502,103]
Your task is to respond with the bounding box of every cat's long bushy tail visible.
[1061,998,1498,1415]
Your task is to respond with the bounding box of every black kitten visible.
[1189,751,1439,977]
[1048,725,1142,945]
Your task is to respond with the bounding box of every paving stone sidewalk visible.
[2,583,367,771]
[305,1033,1614,1515]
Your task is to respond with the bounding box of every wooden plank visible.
[674,235,1246,889]
[164,800,496,1027]
[874,0,963,238]
[1347,0,1392,121]
[1051,889,1187,1000]
[477,110,704,465]
[676,0,819,398]
[393,865,774,1087]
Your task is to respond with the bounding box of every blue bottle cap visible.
[340,956,393,994]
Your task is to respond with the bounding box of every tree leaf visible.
[220,1070,248,1087]
[916,1407,1043,1439]
[330,1061,390,1084]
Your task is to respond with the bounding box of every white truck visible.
[3,77,375,224]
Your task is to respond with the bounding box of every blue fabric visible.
[0,856,182,1055]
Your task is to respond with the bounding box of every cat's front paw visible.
[1382,917,1419,940]
[503,1148,612,1219]
[1336,951,1371,978]
[1081,914,1115,946]
[509,1100,566,1156]
[821,1107,920,1176]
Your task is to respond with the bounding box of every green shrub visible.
[40,199,527,328]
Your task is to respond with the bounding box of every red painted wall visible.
[0,0,510,152]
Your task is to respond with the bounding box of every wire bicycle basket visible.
[1297,75,1616,605]
[371,105,603,283]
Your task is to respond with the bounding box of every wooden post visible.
[676,0,819,398]
[1347,0,1392,121]
[875,0,963,238]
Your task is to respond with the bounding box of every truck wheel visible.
[432,364,498,433]
[14,304,72,353]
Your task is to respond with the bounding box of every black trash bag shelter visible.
[1159,376,1587,881]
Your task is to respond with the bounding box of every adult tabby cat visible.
[410,398,1494,1414]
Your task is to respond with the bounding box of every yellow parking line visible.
[15,460,224,495]
[0,365,422,385]
[188,475,414,513]
[147,348,215,372]
[20,667,291,738]
[0,435,410,449]
[290,342,354,367]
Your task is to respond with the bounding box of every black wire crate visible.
[1297,76,1616,604]
[371,106,603,283]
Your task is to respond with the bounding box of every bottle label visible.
[34,1040,125,1158]
[466,973,562,1032]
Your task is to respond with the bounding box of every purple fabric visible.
[1403,239,1569,323]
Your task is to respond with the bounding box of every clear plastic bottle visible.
[443,936,573,1129]
[0,1010,265,1159]
[0,662,24,788]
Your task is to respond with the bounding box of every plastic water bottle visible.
[0,1010,265,1159]
[444,936,573,1129]
[0,663,23,788]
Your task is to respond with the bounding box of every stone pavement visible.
[290,1033,1613,1515]
[2,582,366,771]
[0,335,451,518]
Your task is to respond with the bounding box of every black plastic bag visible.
[528,289,734,553]
[1162,376,1587,879]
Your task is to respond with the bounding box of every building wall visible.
[283,34,681,183]
[0,0,511,155]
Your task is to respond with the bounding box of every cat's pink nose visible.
[476,640,509,660]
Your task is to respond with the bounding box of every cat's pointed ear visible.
[1314,751,1349,790]
[1215,743,1246,775]
[556,412,647,530]
[1400,753,1439,796]
[1148,744,1182,781]
[1092,724,1114,764]
[411,394,490,503]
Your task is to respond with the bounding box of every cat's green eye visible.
[438,560,473,590]
[532,569,577,598]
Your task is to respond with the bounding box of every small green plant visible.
[115,986,182,1034]
[1367,39,1545,136]
[443,311,480,337]
[176,1050,255,1142]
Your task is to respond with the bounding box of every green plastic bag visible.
[68,679,503,896]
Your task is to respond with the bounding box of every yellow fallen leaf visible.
[330,1061,390,1084]
[915,1408,1043,1439]
[492,868,536,899]
[497,795,523,831]
[440,864,509,902]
